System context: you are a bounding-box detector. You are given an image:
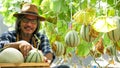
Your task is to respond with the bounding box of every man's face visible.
[20,14,38,35]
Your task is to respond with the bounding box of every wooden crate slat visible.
[0,63,50,67]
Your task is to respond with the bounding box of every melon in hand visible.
[25,49,44,63]
[0,48,24,63]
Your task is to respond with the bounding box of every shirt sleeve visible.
[38,34,53,55]
[0,32,13,48]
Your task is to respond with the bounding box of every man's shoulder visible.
[36,33,47,38]
[1,30,16,36]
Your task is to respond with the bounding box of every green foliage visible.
[107,0,114,6]
[1,0,120,58]
[0,0,23,25]
[90,0,97,6]
[32,0,42,6]
[80,0,87,9]
[40,0,51,13]
[107,7,116,16]
[31,0,43,14]
[77,41,93,56]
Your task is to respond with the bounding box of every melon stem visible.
[34,34,41,51]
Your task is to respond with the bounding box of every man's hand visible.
[18,41,32,58]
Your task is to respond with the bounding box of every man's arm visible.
[4,42,20,49]
[4,41,33,57]
[38,34,55,63]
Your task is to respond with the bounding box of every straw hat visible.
[13,3,45,21]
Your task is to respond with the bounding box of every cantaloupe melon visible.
[52,41,65,56]
[0,48,24,63]
[65,30,80,47]
[80,25,95,42]
[25,49,44,63]
[107,16,120,41]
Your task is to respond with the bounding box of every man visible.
[0,3,54,63]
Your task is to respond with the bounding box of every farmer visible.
[0,3,54,63]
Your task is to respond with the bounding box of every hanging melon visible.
[107,16,120,41]
[80,24,98,42]
[25,49,44,63]
[0,48,24,63]
[52,41,65,56]
[65,30,80,47]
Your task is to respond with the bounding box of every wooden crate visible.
[0,63,50,68]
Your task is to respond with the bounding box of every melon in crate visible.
[52,41,65,56]
[107,16,120,41]
[65,30,80,47]
[25,49,44,63]
[0,48,24,63]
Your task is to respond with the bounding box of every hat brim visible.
[13,13,45,21]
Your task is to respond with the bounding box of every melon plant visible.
[65,30,80,47]
[52,41,65,56]
[107,16,120,41]
[25,49,44,63]
[80,24,96,42]
[0,48,24,63]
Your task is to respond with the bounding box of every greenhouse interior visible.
[0,0,120,68]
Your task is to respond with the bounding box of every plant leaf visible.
[92,16,117,32]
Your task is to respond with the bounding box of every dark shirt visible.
[0,30,53,55]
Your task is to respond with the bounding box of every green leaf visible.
[58,12,70,21]
[90,0,97,4]
[50,0,62,13]
[80,0,87,9]
[107,7,115,16]
[50,0,68,14]
[57,20,68,35]
[77,42,92,56]
[60,1,69,13]
[107,0,114,6]
[65,46,75,55]
[40,0,51,13]
[32,0,42,6]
